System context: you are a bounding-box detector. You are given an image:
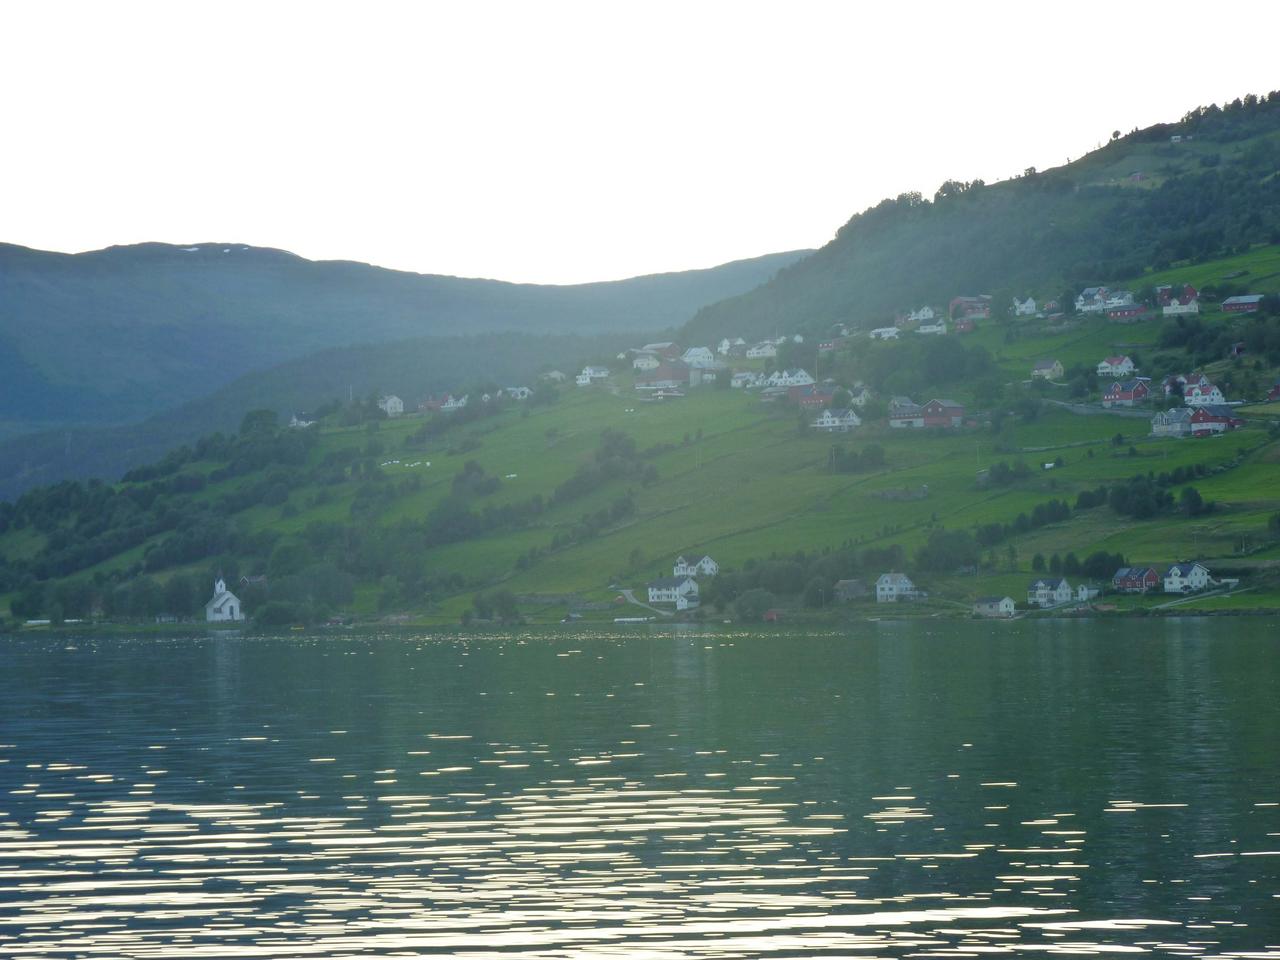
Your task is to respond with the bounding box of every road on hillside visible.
[619,588,673,617]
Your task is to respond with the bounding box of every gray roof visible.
[648,576,695,589]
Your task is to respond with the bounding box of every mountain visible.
[0,242,809,430]
[683,93,1280,343]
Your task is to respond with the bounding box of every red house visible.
[1190,407,1238,436]
[1267,382,1280,402]
[922,399,964,428]
[1107,303,1150,321]
[1222,295,1263,313]
[1113,566,1160,593]
[1102,380,1150,408]
[950,295,991,319]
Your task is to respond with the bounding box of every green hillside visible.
[684,93,1280,343]
[4,275,1280,628]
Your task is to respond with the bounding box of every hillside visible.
[684,93,1280,343]
[0,331,631,501]
[4,263,1280,628]
[0,242,808,431]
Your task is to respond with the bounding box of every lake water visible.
[1,620,1278,958]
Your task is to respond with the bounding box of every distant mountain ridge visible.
[0,241,809,429]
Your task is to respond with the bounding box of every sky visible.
[3,0,1278,285]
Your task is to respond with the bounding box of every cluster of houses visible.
[1074,283,1265,323]
[646,554,719,611]
[971,562,1222,618]
[888,396,966,429]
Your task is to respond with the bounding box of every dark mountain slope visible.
[0,242,808,428]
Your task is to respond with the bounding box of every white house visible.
[916,320,948,335]
[504,386,532,401]
[717,337,747,355]
[811,408,861,432]
[442,394,469,411]
[973,596,1015,618]
[1075,287,1110,313]
[1013,297,1038,317]
[541,370,567,382]
[869,327,900,341]
[1184,383,1225,406]
[673,555,719,578]
[1164,562,1211,594]
[746,341,778,359]
[1077,584,1101,602]
[1031,359,1064,380]
[907,306,936,324]
[764,368,815,388]
[681,347,717,368]
[632,352,661,371]
[288,414,316,429]
[1027,577,1072,608]
[847,385,872,406]
[647,576,700,610]
[1096,356,1136,378]
[1104,290,1136,308]
[876,572,920,602]
[377,395,404,417]
[730,371,760,389]
[205,577,245,622]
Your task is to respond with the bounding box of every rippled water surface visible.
[1,619,1278,958]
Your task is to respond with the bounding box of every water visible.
[1,619,1277,958]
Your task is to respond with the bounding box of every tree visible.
[734,588,775,622]
[1031,553,1046,572]
[240,409,279,437]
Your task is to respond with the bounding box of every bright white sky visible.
[3,1,1277,285]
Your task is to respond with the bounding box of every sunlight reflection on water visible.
[1,623,1277,957]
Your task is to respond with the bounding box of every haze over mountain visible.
[0,242,808,430]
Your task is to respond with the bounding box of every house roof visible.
[1033,359,1060,369]
[1222,294,1263,305]
[877,572,914,586]
[1102,355,1130,365]
[1029,577,1068,589]
[1113,566,1156,579]
[975,596,1012,605]
[1166,562,1206,576]
[648,576,696,589]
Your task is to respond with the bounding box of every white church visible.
[205,577,245,622]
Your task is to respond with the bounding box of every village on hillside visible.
[311,281,1278,625]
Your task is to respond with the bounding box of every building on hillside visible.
[647,576,700,610]
[1222,294,1263,313]
[1183,382,1225,406]
[1032,359,1063,380]
[811,408,862,432]
[632,351,661,371]
[504,386,532,400]
[764,368,815,388]
[746,340,778,359]
[1151,407,1193,438]
[922,399,964,428]
[1075,287,1110,313]
[635,362,690,392]
[888,397,924,429]
[876,572,921,602]
[1107,303,1150,322]
[1267,381,1280,402]
[833,579,867,602]
[205,577,245,622]
[730,371,760,389]
[1105,290,1136,308]
[973,596,1016,618]
[1160,283,1200,315]
[953,317,976,333]
[869,326,900,340]
[1012,297,1037,317]
[1027,577,1072,608]
[1077,583,1101,602]
[1113,566,1160,593]
[673,555,718,578]
[641,341,681,358]
[848,385,872,406]
[288,414,316,429]
[681,346,716,368]
[916,320,948,335]
[1164,562,1211,594]
[790,384,834,408]
[950,295,992,319]
[1102,379,1150,408]
[1096,355,1136,377]
[541,370,567,382]
[1190,406,1240,436]
[377,395,404,417]
[441,394,468,411]
[906,306,936,324]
